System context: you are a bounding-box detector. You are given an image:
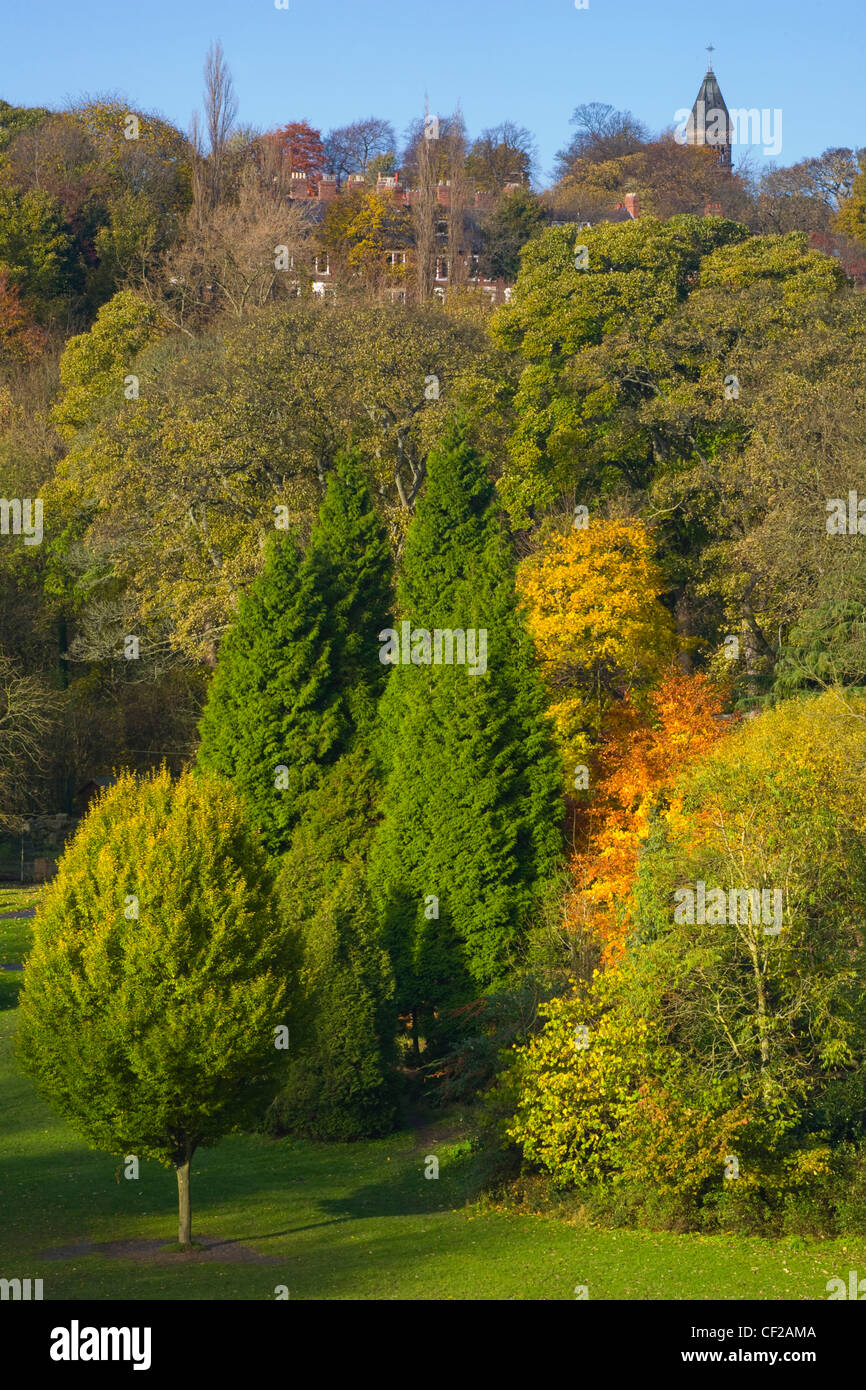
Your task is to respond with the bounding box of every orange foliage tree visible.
[566,668,734,963]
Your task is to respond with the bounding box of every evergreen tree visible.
[370,423,563,1052]
[307,449,393,741]
[269,759,397,1139]
[266,454,397,1136]
[196,530,344,855]
[17,769,304,1249]
[196,452,392,856]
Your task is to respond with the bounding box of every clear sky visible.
[3,0,863,181]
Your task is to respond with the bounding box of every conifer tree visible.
[196,530,344,855]
[370,423,563,1051]
[196,452,392,856]
[266,454,397,1135]
[306,450,393,741]
[17,769,303,1249]
[270,761,397,1139]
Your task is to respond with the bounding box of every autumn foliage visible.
[517,519,676,777]
[566,669,732,963]
[0,268,46,369]
[265,120,326,177]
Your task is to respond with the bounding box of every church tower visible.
[685,46,733,171]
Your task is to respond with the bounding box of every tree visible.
[466,122,537,191]
[157,165,314,331]
[305,450,393,739]
[49,298,495,660]
[835,150,866,247]
[0,651,58,828]
[756,148,859,235]
[201,41,238,211]
[517,518,677,774]
[271,769,397,1139]
[630,692,866,1124]
[0,184,70,319]
[324,117,396,183]
[265,120,325,178]
[322,187,412,295]
[196,529,345,855]
[554,102,648,180]
[478,187,545,282]
[566,668,731,962]
[16,767,303,1248]
[0,98,49,151]
[0,269,46,372]
[267,458,396,1136]
[51,289,163,438]
[491,217,843,526]
[370,423,563,1050]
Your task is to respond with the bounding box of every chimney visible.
[436,181,451,207]
[623,192,640,219]
[704,200,723,217]
[347,173,366,192]
[317,176,338,202]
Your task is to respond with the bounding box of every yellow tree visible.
[516,517,676,784]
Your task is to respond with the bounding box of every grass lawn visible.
[0,885,40,1011]
[1,1007,864,1300]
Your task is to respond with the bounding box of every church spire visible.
[685,51,733,172]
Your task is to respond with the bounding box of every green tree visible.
[630,692,866,1122]
[49,299,496,661]
[196,529,344,855]
[51,289,164,439]
[0,184,69,318]
[306,450,393,739]
[370,423,563,1051]
[834,151,866,246]
[478,187,546,282]
[16,768,303,1248]
[272,762,397,1138]
[268,460,396,1135]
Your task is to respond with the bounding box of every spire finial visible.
[706,42,715,72]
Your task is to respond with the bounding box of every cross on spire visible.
[706,43,715,71]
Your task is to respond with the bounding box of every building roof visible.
[691,69,731,125]
[685,62,733,168]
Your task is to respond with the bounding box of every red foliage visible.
[265,120,325,178]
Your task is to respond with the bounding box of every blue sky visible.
[3,0,863,181]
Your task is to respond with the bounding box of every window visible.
[435,257,449,281]
[389,288,407,304]
[436,220,448,237]
[386,250,407,268]
[314,253,330,276]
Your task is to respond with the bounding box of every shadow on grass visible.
[312,1147,478,1224]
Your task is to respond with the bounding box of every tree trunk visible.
[175,1146,195,1248]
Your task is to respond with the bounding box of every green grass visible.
[0,886,40,1010]
[2,1007,865,1300]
